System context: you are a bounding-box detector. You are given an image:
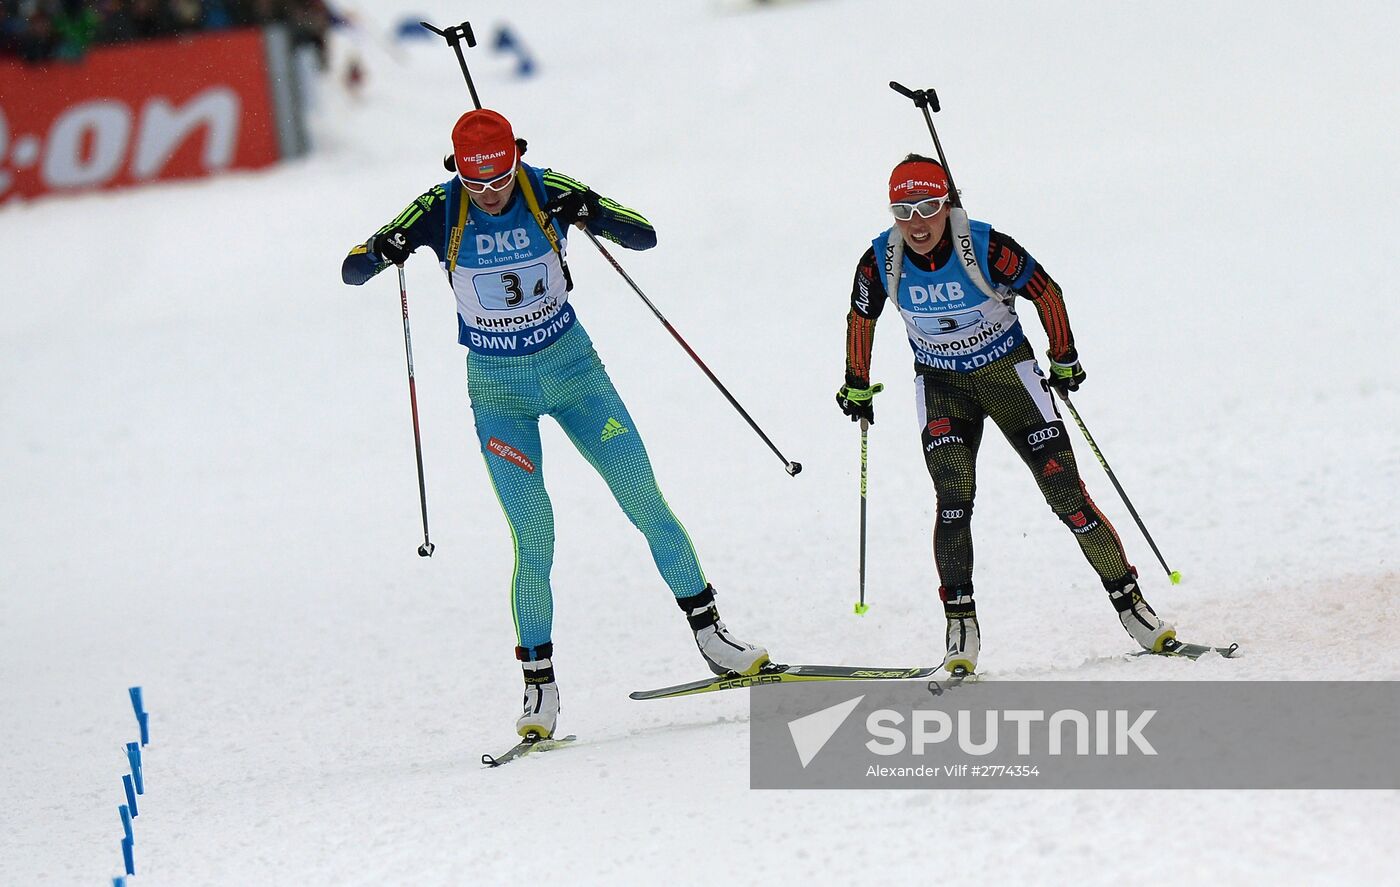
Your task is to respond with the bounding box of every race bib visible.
[472,262,550,311]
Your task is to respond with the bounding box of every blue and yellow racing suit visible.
[343,165,707,657]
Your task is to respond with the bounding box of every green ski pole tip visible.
[853,602,870,615]
[1169,570,1182,585]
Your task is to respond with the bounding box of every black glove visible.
[1047,348,1086,393]
[369,228,413,266]
[835,382,885,424]
[544,188,602,226]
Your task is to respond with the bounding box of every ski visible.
[629,663,937,701]
[1131,639,1240,661]
[481,733,578,767]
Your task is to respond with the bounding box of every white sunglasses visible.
[889,195,950,221]
[461,164,517,194]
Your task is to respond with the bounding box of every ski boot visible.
[515,645,560,739]
[678,585,770,677]
[941,584,980,674]
[1106,572,1175,652]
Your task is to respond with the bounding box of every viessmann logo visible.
[461,148,508,163]
[487,437,535,473]
[894,178,945,194]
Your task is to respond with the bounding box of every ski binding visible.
[482,732,578,768]
[1132,638,1240,660]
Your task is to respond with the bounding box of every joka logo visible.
[601,417,629,442]
[958,233,977,269]
[927,418,952,437]
[487,437,536,473]
[787,695,865,768]
[1027,427,1060,447]
[1041,458,1064,478]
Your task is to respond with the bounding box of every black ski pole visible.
[420,21,482,109]
[582,229,801,476]
[888,82,964,207]
[1056,390,1178,583]
[854,418,871,614]
[398,265,435,557]
[421,19,802,477]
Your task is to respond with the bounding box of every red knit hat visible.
[889,160,949,203]
[452,109,517,181]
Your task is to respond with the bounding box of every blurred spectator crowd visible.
[0,0,332,63]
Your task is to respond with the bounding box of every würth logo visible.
[488,437,535,473]
[927,418,952,437]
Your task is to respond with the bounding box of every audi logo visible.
[1027,427,1060,446]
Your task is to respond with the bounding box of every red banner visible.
[0,29,283,201]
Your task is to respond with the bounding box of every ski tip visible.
[1169,570,1182,585]
[853,602,870,615]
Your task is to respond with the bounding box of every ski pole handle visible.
[889,81,961,208]
[889,81,940,112]
[422,20,483,109]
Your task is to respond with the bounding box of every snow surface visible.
[3,1,1398,884]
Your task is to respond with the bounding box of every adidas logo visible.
[601,417,629,442]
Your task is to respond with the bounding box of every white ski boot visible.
[941,585,980,674]
[1107,574,1175,653]
[678,585,770,676]
[516,655,559,739]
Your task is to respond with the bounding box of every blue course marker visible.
[119,805,133,842]
[114,878,126,887]
[129,687,149,746]
[493,25,537,77]
[125,742,143,794]
[123,773,139,816]
[121,836,134,875]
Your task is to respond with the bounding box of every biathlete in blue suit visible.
[835,155,1178,674]
[342,110,768,738]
